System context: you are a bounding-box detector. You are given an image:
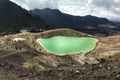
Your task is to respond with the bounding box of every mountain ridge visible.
[30,8,120,36]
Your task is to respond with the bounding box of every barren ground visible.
[0,29,120,80]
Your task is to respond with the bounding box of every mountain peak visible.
[31,8,62,15]
[30,8,111,26]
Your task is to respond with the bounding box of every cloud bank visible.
[10,0,120,21]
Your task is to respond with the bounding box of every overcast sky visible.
[10,0,120,21]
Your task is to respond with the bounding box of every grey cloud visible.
[10,0,120,20]
[93,0,120,15]
[10,0,58,10]
[92,0,113,10]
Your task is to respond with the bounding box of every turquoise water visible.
[37,36,98,56]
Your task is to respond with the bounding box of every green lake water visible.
[37,36,98,56]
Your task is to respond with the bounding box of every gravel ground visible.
[0,59,120,80]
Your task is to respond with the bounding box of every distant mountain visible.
[0,0,46,33]
[30,8,120,36]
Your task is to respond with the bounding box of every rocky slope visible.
[0,28,120,80]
